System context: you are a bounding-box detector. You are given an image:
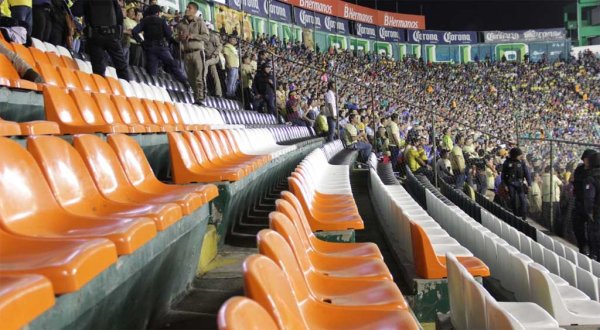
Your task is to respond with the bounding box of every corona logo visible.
[356,23,375,37]
[378,27,400,40]
[412,30,438,42]
[443,32,472,43]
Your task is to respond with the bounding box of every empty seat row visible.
[0,117,59,136]
[288,144,364,231]
[175,103,240,130]
[219,189,419,329]
[268,126,314,143]
[168,128,294,183]
[219,109,277,126]
[369,164,489,279]
[423,182,600,325]
[0,134,216,294]
[447,253,561,330]
[481,210,600,302]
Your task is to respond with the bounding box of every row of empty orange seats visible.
[218,191,419,329]
[0,134,218,329]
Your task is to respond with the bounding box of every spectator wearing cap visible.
[252,61,275,116]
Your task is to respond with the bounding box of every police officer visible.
[501,147,532,219]
[584,152,600,260]
[573,149,598,254]
[204,31,222,97]
[131,5,187,84]
[71,0,130,80]
[176,2,209,104]
[252,61,275,116]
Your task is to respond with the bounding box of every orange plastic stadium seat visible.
[107,133,218,204]
[269,212,393,281]
[11,43,36,68]
[410,222,490,279]
[192,131,253,175]
[57,67,83,89]
[217,296,279,330]
[277,192,383,260]
[0,274,55,330]
[184,131,248,178]
[111,95,159,133]
[0,54,40,91]
[36,62,65,87]
[127,97,163,132]
[0,137,157,255]
[292,171,357,211]
[18,121,60,135]
[69,89,130,133]
[29,47,50,65]
[92,92,145,133]
[27,135,183,231]
[257,229,408,310]
[155,101,185,131]
[244,255,419,330]
[214,130,269,167]
[75,71,99,93]
[45,51,66,68]
[168,132,243,183]
[165,102,199,131]
[141,99,176,131]
[91,74,112,94]
[221,130,270,165]
[106,76,126,96]
[204,130,261,171]
[287,176,364,231]
[74,134,210,215]
[0,119,20,136]
[0,229,117,294]
[61,56,79,71]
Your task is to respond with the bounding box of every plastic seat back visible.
[44,51,65,68]
[110,95,144,128]
[0,138,66,233]
[30,47,50,65]
[11,44,36,67]
[75,71,99,93]
[57,67,82,89]
[257,229,312,301]
[26,136,109,214]
[72,134,136,200]
[106,77,126,96]
[183,132,212,166]
[141,99,168,127]
[243,255,310,330]
[60,56,77,70]
[217,296,279,330]
[36,63,64,87]
[410,222,446,278]
[446,253,467,330]
[128,97,156,127]
[43,85,91,130]
[528,263,557,316]
[484,294,522,330]
[92,75,112,94]
[107,134,160,189]
[0,54,21,85]
[69,89,125,131]
[91,93,130,129]
[464,274,488,329]
[268,211,314,274]
[154,101,178,128]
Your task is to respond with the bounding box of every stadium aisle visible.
[153,245,255,330]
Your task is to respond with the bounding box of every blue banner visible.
[293,7,348,35]
[407,30,477,45]
[354,22,377,40]
[483,28,567,43]
[227,0,292,23]
[377,26,405,43]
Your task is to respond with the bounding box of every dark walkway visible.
[350,168,412,293]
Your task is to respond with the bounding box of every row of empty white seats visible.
[369,160,475,277]
[424,187,600,325]
[538,230,600,280]
[175,103,242,130]
[32,37,118,79]
[481,211,600,302]
[447,253,562,330]
[298,148,353,195]
[233,128,296,158]
[119,79,173,103]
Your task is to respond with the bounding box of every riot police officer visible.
[583,152,600,260]
[71,0,130,80]
[572,149,597,254]
[131,5,188,84]
[501,147,532,219]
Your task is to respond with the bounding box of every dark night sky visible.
[350,0,573,31]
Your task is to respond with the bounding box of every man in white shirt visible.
[324,81,337,142]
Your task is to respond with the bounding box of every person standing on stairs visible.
[176,1,209,105]
[131,5,188,86]
[71,0,131,80]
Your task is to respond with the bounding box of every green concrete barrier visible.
[28,206,210,330]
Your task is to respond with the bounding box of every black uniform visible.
[573,164,590,253]
[71,0,130,80]
[131,13,187,84]
[583,167,600,259]
[501,158,531,219]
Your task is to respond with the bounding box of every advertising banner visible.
[227,0,291,22]
[483,28,567,43]
[293,8,347,34]
[407,30,477,45]
[354,22,377,40]
[280,0,425,29]
[377,26,404,43]
[215,4,254,39]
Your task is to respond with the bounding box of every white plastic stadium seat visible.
[31,38,46,51]
[43,42,59,54]
[56,45,72,58]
